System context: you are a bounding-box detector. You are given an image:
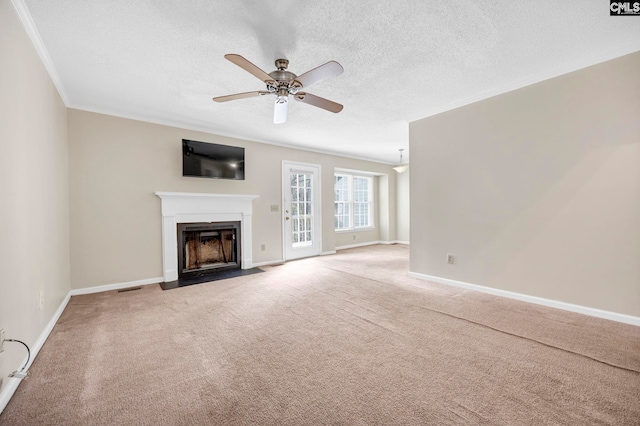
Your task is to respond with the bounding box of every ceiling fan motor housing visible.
[268,69,297,84]
[268,60,300,95]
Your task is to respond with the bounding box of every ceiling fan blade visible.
[213,91,270,102]
[294,92,343,113]
[224,54,275,84]
[294,61,343,88]
[274,98,288,124]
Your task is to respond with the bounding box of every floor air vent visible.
[117,287,142,293]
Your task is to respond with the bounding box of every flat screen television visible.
[182,139,245,180]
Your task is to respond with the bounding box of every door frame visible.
[281,160,323,261]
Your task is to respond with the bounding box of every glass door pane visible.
[290,172,313,248]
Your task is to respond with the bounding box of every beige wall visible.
[68,110,396,288]
[396,168,410,242]
[409,52,640,317]
[377,174,395,243]
[0,0,70,394]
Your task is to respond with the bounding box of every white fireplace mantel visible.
[155,192,259,282]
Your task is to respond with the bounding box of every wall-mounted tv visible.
[182,139,245,180]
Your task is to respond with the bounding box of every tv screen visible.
[182,139,245,180]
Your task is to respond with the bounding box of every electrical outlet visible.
[353,235,356,240]
[0,328,5,353]
[446,254,455,265]
[260,244,266,251]
[270,205,279,212]
[39,291,44,310]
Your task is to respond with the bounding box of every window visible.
[334,173,373,230]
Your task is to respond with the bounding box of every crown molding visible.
[11,0,70,106]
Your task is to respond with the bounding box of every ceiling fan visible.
[213,54,344,124]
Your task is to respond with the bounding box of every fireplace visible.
[155,192,258,283]
[177,222,240,278]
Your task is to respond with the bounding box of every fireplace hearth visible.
[177,222,240,278]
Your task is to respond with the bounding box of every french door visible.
[282,162,322,260]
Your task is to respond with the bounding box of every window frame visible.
[334,172,374,232]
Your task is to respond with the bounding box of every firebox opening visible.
[177,222,241,278]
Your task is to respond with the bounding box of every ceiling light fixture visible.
[393,149,409,173]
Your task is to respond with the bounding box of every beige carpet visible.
[1,244,639,425]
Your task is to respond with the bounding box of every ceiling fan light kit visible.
[274,96,288,124]
[213,54,344,124]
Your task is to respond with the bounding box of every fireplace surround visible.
[155,192,258,282]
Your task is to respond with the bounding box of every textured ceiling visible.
[19,0,640,163]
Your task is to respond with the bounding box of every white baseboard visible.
[254,251,336,265]
[336,240,409,250]
[409,272,640,327]
[0,291,72,414]
[0,366,20,414]
[252,259,285,267]
[69,277,163,296]
[336,241,381,250]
